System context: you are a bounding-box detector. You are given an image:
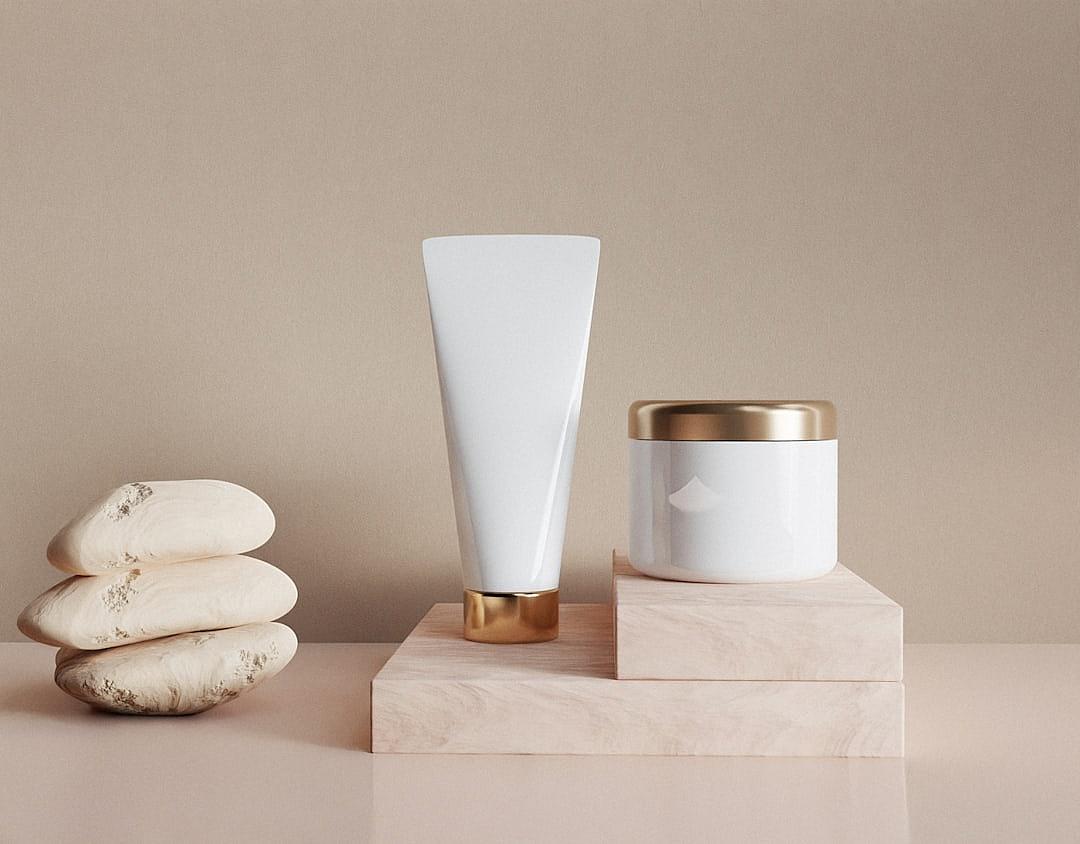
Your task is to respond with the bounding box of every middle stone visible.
[17,555,297,650]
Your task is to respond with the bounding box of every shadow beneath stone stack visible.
[213,642,395,752]
[0,677,88,721]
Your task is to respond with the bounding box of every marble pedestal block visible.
[614,552,903,682]
[371,604,903,757]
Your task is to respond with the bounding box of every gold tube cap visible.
[463,589,559,643]
[629,400,837,441]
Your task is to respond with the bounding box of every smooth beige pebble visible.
[19,555,297,649]
[54,622,297,715]
[47,480,275,575]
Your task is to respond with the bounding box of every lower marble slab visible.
[371,604,903,757]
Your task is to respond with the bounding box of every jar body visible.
[629,439,838,582]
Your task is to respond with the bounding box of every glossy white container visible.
[628,401,838,583]
[423,235,600,641]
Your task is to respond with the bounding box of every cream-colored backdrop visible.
[2,1,1077,643]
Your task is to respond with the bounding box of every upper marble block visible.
[613,552,902,681]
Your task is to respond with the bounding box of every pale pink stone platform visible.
[371,601,903,757]
[614,551,903,681]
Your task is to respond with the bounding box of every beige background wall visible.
[2,1,1077,643]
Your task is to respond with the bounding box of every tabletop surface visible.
[2,641,1079,843]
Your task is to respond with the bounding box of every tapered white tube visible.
[423,235,600,642]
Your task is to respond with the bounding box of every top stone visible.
[47,480,276,575]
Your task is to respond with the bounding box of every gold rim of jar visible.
[628,400,837,442]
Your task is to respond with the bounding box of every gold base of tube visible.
[463,589,559,643]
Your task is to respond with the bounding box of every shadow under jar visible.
[628,400,838,583]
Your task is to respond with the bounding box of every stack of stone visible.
[18,480,298,715]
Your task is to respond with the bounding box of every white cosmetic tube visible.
[422,235,600,642]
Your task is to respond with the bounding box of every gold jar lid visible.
[629,400,837,441]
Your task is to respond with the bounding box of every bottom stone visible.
[55,622,297,715]
[371,604,903,757]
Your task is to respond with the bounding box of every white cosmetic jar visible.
[629,400,838,583]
